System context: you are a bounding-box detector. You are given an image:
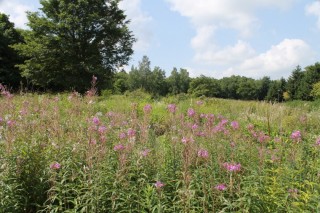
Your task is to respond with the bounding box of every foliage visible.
[0,13,25,89]
[1,93,320,212]
[12,0,135,92]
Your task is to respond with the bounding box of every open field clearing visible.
[1,93,320,212]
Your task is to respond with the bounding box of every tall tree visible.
[167,68,190,95]
[13,0,135,92]
[0,13,25,88]
[286,65,304,100]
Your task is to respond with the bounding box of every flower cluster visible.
[223,162,241,172]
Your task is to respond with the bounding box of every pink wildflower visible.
[223,162,241,172]
[154,181,165,189]
[140,149,151,157]
[181,137,194,144]
[198,149,209,158]
[167,104,176,113]
[143,104,152,113]
[7,120,15,128]
[215,184,227,191]
[114,144,125,151]
[230,121,239,130]
[50,162,61,170]
[92,116,100,125]
[191,123,198,130]
[119,132,126,139]
[98,125,107,134]
[291,130,301,141]
[315,137,320,146]
[127,128,136,138]
[187,108,195,117]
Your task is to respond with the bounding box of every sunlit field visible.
[1,91,320,212]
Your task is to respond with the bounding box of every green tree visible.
[286,65,304,100]
[13,0,135,92]
[167,67,190,95]
[311,81,320,99]
[113,70,129,94]
[188,75,220,97]
[128,56,152,92]
[0,13,25,88]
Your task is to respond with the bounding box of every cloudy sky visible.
[1,0,320,79]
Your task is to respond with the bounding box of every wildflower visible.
[223,162,241,172]
[247,124,254,131]
[196,100,203,105]
[50,162,61,170]
[230,121,239,130]
[181,136,194,144]
[114,144,125,151]
[119,132,126,139]
[191,123,198,130]
[187,108,195,117]
[230,141,236,148]
[89,139,97,145]
[98,125,107,134]
[92,116,100,125]
[315,137,320,146]
[154,181,165,189]
[258,132,270,143]
[0,117,3,123]
[167,104,176,113]
[288,188,298,198]
[290,130,301,142]
[215,184,227,191]
[198,149,209,158]
[143,104,152,113]
[7,120,15,128]
[127,128,136,138]
[140,149,151,157]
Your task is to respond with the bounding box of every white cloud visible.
[119,0,153,52]
[223,39,315,79]
[305,1,320,30]
[0,0,33,28]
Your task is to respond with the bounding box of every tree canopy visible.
[13,0,135,92]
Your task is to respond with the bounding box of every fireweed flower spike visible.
[223,162,241,172]
[187,108,195,117]
[167,104,176,113]
[114,144,125,151]
[198,149,209,159]
[143,104,152,113]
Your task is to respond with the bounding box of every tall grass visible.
[0,92,320,212]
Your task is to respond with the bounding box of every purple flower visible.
[223,162,241,172]
[230,121,239,130]
[187,108,195,117]
[140,149,151,157]
[315,137,320,146]
[181,137,194,144]
[114,144,125,151]
[191,123,198,130]
[119,132,126,139]
[291,130,301,141]
[7,120,15,128]
[92,116,100,125]
[143,104,152,113]
[50,162,61,170]
[127,128,136,138]
[98,125,107,134]
[198,149,209,158]
[154,181,165,189]
[167,104,176,113]
[215,184,227,191]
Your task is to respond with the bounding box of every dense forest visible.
[1,0,320,101]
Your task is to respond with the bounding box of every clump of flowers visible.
[50,162,61,170]
[288,188,298,198]
[140,149,151,157]
[215,184,227,191]
[223,162,241,172]
[127,128,136,138]
[198,149,209,159]
[92,116,100,125]
[316,137,320,146]
[119,132,126,140]
[291,130,301,142]
[181,136,194,144]
[167,104,176,113]
[187,108,195,117]
[114,144,125,151]
[230,121,239,130]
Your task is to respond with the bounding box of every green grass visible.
[0,93,320,212]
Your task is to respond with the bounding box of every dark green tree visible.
[128,55,152,92]
[286,65,304,100]
[296,63,320,100]
[256,76,271,100]
[188,75,220,97]
[236,77,258,100]
[0,13,25,88]
[167,67,190,95]
[13,0,135,92]
[113,70,129,94]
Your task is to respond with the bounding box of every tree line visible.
[1,0,320,101]
[113,56,320,101]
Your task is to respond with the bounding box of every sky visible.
[1,0,320,80]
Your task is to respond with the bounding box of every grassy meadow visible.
[0,92,320,212]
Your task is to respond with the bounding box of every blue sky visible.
[1,0,320,79]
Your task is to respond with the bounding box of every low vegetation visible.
[1,89,320,212]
